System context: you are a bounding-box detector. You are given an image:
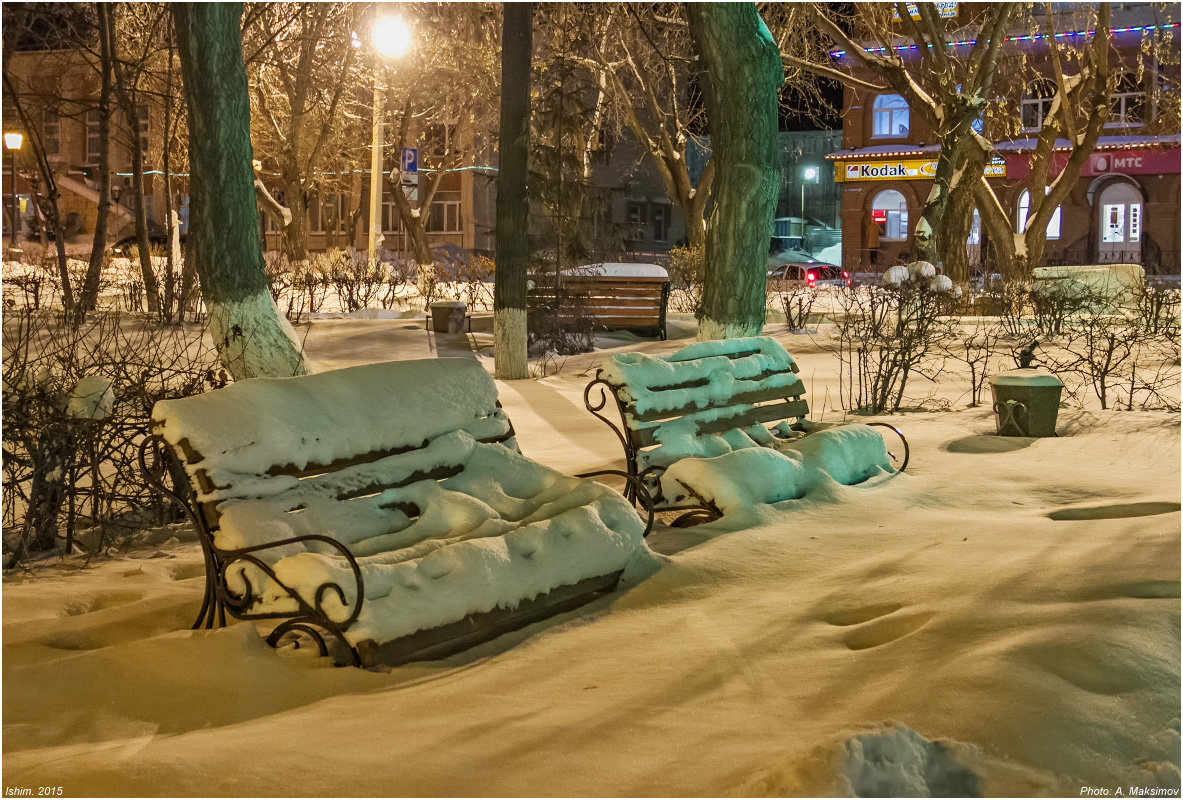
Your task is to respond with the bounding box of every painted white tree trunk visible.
[494,308,528,380]
[207,289,309,379]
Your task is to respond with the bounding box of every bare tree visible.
[174,1,307,379]
[494,2,532,379]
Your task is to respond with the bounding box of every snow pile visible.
[563,262,668,279]
[839,724,983,797]
[658,423,890,513]
[66,375,115,420]
[152,358,650,646]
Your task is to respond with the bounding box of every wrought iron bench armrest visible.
[576,468,655,538]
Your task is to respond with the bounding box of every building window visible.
[86,109,101,164]
[136,106,149,161]
[626,201,646,239]
[1017,189,1061,240]
[871,189,908,240]
[42,110,60,155]
[1020,80,1056,131]
[651,204,669,242]
[872,94,909,138]
[1109,73,1144,126]
[309,193,347,235]
[595,126,615,165]
[426,190,461,233]
[382,194,403,234]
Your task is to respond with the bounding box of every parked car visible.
[767,254,850,289]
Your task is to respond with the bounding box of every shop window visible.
[1020,80,1056,131]
[309,193,347,235]
[1017,189,1061,240]
[1109,73,1145,126]
[870,189,908,240]
[872,94,910,138]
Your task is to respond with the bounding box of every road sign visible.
[401,147,418,174]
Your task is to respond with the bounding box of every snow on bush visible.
[65,375,115,420]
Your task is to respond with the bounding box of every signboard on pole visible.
[399,147,419,202]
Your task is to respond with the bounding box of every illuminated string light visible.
[829,21,1178,58]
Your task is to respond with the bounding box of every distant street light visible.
[367,15,412,264]
[5,131,23,250]
[800,164,819,228]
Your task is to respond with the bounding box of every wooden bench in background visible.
[141,358,652,668]
[528,264,671,340]
[583,336,908,525]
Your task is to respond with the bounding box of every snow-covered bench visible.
[140,358,651,668]
[528,263,671,340]
[584,337,908,524]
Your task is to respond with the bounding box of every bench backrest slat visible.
[600,337,809,456]
[152,359,515,533]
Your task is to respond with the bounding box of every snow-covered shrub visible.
[666,244,705,315]
[825,268,958,414]
[326,249,388,312]
[1,309,224,567]
[780,284,818,332]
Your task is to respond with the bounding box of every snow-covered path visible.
[3,318,1178,797]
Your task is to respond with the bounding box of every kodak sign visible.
[835,158,1006,182]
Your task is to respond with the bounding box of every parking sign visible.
[401,147,418,174]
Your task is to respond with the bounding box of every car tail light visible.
[807,271,816,285]
[842,270,849,278]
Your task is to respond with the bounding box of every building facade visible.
[829,3,1180,276]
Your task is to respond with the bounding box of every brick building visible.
[828,3,1180,277]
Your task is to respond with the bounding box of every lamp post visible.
[800,164,818,225]
[367,15,412,264]
[4,131,23,250]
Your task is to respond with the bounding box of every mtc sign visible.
[1085,149,1181,176]
[836,159,1005,182]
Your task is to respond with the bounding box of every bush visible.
[666,244,705,315]
[2,310,224,567]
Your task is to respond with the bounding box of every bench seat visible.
[146,358,649,666]
[584,336,907,523]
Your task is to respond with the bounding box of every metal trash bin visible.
[988,368,1063,437]
[429,301,468,334]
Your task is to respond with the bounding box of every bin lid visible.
[989,368,1064,388]
[429,300,467,309]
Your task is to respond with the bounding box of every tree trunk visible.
[281,173,310,270]
[494,2,532,379]
[686,4,782,340]
[80,2,115,313]
[174,2,307,379]
[126,112,162,314]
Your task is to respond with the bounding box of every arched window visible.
[872,94,910,137]
[1017,189,1062,240]
[1020,79,1056,131]
[1109,73,1145,126]
[871,189,909,240]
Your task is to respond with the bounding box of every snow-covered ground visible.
[3,311,1179,797]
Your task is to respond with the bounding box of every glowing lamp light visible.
[803,166,819,181]
[4,132,23,151]
[372,16,412,59]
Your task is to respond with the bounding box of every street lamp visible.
[367,15,412,264]
[800,164,819,227]
[4,131,23,250]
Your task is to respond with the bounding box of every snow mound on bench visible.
[659,424,891,513]
[153,358,505,479]
[224,432,647,645]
